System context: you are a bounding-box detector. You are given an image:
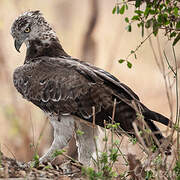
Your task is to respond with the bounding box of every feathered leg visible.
[39,114,74,163]
[74,118,99,166]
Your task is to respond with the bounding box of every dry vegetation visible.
[0,0,179,179]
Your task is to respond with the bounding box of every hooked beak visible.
[14,39,24,53]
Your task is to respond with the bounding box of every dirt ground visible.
[0,151,85,180]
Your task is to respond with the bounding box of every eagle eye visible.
[24,27,31,33]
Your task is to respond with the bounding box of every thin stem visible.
[2,144,16,160]
[61,153,82,168]
[156,37,174,125]
[172,46,180,159]
[114,143,129,166]
[111,99,116,149]
[92,106,100,170]
[103,120,108,153]
[163,51,176,76]
[126,32,153,60]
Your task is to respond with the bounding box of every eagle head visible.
[11,10,57,52]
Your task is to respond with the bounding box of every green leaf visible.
[112,6,116,14]
[127,61,132,68]
[109,148,118,161]
[31,153,40,167]
[153,19,159,36]
[130,137,137,144]
[100,152,108,164]
[119,5,125,14]
[44,165,52,170]
[126,24,132,32]
[144,7,150,18]
[76,129,85,136]
[173,33,180,46]
[173,160,180,176]
[52,149,66,158]
[135,0,141,8]
[164,19,170,26]
[141,22,144,37]
[117,5,120,14]
[157,13,168,24]
[134,53,137,59]
[170,32,176,38]
[125,4,128,10]
[145,170,154,179]
[119,59,125,63]
[173,7,179,17]
[33,153,39,161]
[149,9,156,15]
[176,21,180,30]
[145,18,153,28]
[135,10,143,15]
[131,15,140,21]
[159,3,165,11]
[125,17,129,23]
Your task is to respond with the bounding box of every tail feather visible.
[145,120,164,140]
[143,110,172,127]
[141,108,172,155]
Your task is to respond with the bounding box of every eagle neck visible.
[24,38,70,64]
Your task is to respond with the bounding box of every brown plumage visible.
[11,11,172,160]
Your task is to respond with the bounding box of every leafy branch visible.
[113,0,180,43]
[113,0,180,67]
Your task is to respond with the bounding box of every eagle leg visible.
[75,118,102,166]
[39,114,75,163]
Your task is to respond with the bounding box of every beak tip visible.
[14,39,22,53]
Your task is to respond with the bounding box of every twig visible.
[157,36,174,126]
[172,46,180,160]
[163,51,176,76]
[148,32,174,128]
[112,98,116,124]
[61,153,82,168]
[29,113,35,152]
[126,32,153,60]
[111,99,116,149]
[92,106,100,170]
[132,122,150,155]
[114,143,129,166]
[2,144,16,160]
[103,120,108,153]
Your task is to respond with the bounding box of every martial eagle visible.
[11,11,172,164]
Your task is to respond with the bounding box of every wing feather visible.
[13,57,106,116]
